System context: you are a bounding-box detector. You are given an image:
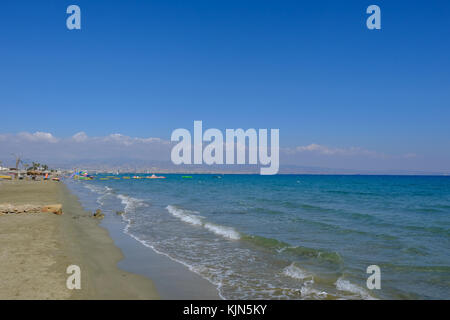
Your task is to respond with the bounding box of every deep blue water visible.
[66,174,450,299]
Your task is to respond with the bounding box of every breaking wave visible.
[166,205,240,240]
[283,263,314,281]
[117,194,148,214]
[242,234,343,264]
[335,277,375,300]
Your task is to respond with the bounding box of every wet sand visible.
[0,180,159,299]
[103,215,222,299]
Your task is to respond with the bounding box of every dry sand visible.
[0,180,159,299]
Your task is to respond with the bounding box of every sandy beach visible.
[0,180,159,299]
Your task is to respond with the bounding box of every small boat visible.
[146,174,166,179]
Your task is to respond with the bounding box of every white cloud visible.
[17,131,59,143]
[295,143,336,154]
[284,143,385,158]
[0,132,428,171]
[0,131,172,165]
[136,137,169,144]
[72,131,88,142]
[101,134,169,146]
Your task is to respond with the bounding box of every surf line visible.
[171,121,279,175]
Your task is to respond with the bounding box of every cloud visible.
[17,131,59,143]
[0,131,172,166]
[283,144,420,161]
[283,143,386,158]
[72,131,88,142]
[279,143,431,172]
[102,134,168,146]
[0,132,429,172]
[70,132,170,145]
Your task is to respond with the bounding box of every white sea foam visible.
[84,184,105,194]
[70,183,224,299]
[204,223,241,240]
[166,205,203,226]
[117,213,226,300]
[166,205,240,240]
[299,281,328,299]
[283,263,313,281]
[281,263,328,299]
[117,194,148,214]
[335,277,376,300]
[82,184,114,206]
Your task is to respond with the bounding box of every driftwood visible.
[92,209,104,219]
[0,203,63,215]
[41,204,63,215]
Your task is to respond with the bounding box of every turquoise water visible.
[66,175,450,299]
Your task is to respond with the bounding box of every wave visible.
[82,182,147,215]
[242,234,343,264]
[165,205,203,226]
[284,247,342,264]
[70,183,229,299]
[116,206,226,299]
[118,217,227,299]
[335,277,375,300]
[278,200,382,225]
[299,283,328,299]
[287,215,385,238]
[204,223,240,240]
[82,184,115,207]
[166,205,240,240]
[281,264,331,299]
[84,184,110,195]
[283,263,314,281]
[117,194,148,214]
[379,263,450,273]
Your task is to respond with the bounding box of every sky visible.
[0,0,449,172]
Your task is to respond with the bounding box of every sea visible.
[65,174,450,300]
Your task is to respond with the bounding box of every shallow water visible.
[66,174,450,299]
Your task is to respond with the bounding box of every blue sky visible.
[1,1,449,171]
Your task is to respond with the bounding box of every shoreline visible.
[65,180,223,299]
[0,180,159,299]
[101,213,223,299]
